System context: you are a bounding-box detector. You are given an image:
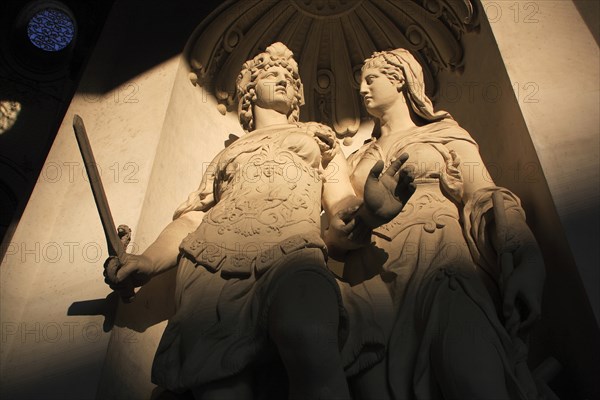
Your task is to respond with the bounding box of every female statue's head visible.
[237,42,305,131]
[361,48,449,123]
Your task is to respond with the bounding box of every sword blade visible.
[73,114,135,302]
[72,114,124,259]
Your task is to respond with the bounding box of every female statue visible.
[104,43,411,400]
[343,49,546,399]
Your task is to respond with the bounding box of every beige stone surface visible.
[428,3,599,395]
[0,46,182,400]
[96,55,243,400]
[481,0,599,321]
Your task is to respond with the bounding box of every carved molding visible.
[0,100,22,135]
[188,0,479,136]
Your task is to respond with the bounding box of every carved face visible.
[360,67,403,117]
[254,66,296,115]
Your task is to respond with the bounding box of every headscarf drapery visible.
[363,48,450,123]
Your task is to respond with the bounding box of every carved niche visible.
[187,0,479,137]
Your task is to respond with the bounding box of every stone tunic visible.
[152,122,387,392]
[345,119,538,399]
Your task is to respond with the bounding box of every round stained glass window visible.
[27,8,75,52]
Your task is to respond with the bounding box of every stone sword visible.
[72,114,135,302]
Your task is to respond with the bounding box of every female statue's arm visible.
[322,151,414,259]
[447,139,545,333]
[321,150,364,258]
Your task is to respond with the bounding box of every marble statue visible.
[341,49,546,399]
[103,43,412,400]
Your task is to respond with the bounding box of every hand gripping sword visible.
[72,114,135,302]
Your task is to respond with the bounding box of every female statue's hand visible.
[324,196,367,253]
[362,153,415,228]
[103,253,154,294]
[502,238,546,336]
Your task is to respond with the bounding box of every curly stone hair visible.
[236,42,305,132]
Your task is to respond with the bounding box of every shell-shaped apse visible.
[188,0,478,137]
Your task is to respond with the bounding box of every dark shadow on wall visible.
[68,267,177,334]
[573,0,600,46]
[0,0,224,251]
[0,0,118,251]
[434,6,600,398]
[76,0,224,97]
[0,357,107,400]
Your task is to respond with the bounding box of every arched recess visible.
[185,0,479,137]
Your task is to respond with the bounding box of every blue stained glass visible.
[27,8,75,52]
